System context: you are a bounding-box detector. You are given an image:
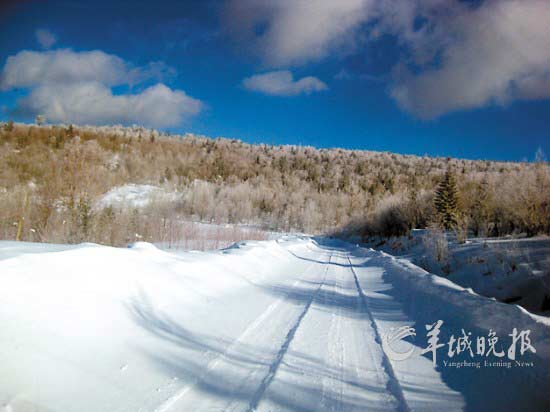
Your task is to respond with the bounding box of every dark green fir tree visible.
[434,170,459,230]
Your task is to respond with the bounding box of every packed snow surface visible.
[1,237,549,411]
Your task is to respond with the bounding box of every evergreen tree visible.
[434,170,459,230]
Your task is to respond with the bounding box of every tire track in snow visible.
[346,255,410,412]
[255,249,402,412]
[244,253,332,412]
[153,251,332,412]
[320,266,345,412]
[153,273,313,412]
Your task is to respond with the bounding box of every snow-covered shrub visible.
[454,214,469,244]
[422,226,449,271]
[373,196,411,237]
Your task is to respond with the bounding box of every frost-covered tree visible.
[434,170,459,230]
[1,122,548,243]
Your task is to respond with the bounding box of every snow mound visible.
[96,184,179,209]
[129,241,161,251]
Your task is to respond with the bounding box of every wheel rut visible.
[245,253,332,412]
[346,255,410,412]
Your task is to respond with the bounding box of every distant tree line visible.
[0,122,548,245]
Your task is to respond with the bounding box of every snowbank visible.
[363,230,550,314]
[0,238,311,412]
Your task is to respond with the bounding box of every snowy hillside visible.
[1,237,549,411]
[96,184,179,210]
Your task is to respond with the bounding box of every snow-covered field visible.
[1,237,549,411]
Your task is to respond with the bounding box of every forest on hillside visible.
[1,122,548,246]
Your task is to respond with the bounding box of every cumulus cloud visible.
[229,0,550,118]
[35,29,57,49]
[243,70,327,96]
[18,82,202,128]
[0,49,127,90]
[389,0,550,119]
[226,0,375,66]
[0,49,175,91]
[0,49,202,127]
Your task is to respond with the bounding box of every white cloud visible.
[229,0,550,118]
[35,29,57,49]
[0,49,127,91]
[0,49,175,91]
[226,0,375,66]
[0,49,203,127]
[389,0,550,119]
[18,82,202,128]
[243,70,327,96]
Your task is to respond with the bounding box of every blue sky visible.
[0,0,549,161]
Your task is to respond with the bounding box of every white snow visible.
[363,230,550,314]
[0,237,549,411]
[96,184,179,209]
[155,221,279,251]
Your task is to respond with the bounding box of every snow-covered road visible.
[1,237,549,411]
